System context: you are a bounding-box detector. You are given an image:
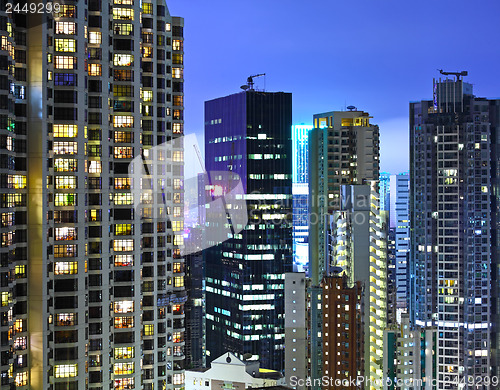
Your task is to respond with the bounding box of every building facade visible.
[1,2,185,389]
[410,74,499,388]
[204,90,293,371]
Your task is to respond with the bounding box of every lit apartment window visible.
[8,175,26,189]
[144,324,154,336]
[54,56,76,69]
[54,4,76,17]
[173,373,184,385]
[15,265,26,278]
[54,39,76,52]
[113,116,134,128]
[56,313,75,326]
[88,31,101,44]
[113,54,134,66]
[173,123,183,134]
[88,63,102,76]
[173,207,181,217]
[53,124,77,137]
[114,193,133,205]
[114,347,134,359]
[112,8,134,20]
[55,176,77,189]
[141,89,153,102]
[54,364,78,378]
[172,151,183,162]
[172,221,183,232]
[54,193,77,206]
[142,2,153,13]
[88,161,102,174]
[114,301,134,314]
[54,246,77,260]
[114,255,133,266]
[113,23,133,35]
[172,40,182,51]
[174,276,184,288]
[15,372,28,387]
[53,141,77,154]
[54,158,77,172]
[114,316,134,328]
[114,178,131,189]
[114,362,134,375]
[113,85,134,97]
[55,227,77,241]
[0,292,10,307]
[114,224,132,236]
[173,179,183,190]
[55,21,76,35]
[172,68,183,79]
[114,146,133,158]
[114,378,135,390]
[142,46,153,58]
[113,239,134,252]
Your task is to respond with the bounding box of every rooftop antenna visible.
[240,73,266,91]
[437,69,468,81]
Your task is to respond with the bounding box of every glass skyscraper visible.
[204,90,293,371]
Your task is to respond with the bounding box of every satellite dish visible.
[347,105,356,111]
[240,85,249,90]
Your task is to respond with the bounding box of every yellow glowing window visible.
[114,347,134,359]
[0,212,13,227]
[142,46,153,58]
[54,5,76,18]
[8,175,26,189]
[55,39,76,52]
[114,131,133,143]
[54,261,78,274]
[53,124,77,138]
[114,0,133,3]
[88,63,102,76]
[113,239,134,252]
[173,263,181,273]
[114,177,131,189]
[173,53,183,65]
[114,378,135,390]
[172,332,183,343]
[1,292,10,306]
[54,193,77,206]
[173,95,183,106]
[54,158,77,172]
[113,54,134,66]
[56,313,75,326]
[114,301,134,313]
[114,254,133,266]
[53,141,77,154]
[172,221,183,232]
[54,56,76,69]
[55,22,76,35]
[114,23,133,35]
[15,372,28,387]
[54,245,77,259]
[114,193,133,205]
[114,362,134,375]
[142,89,153,102]
[172,151,183,162]
[113,8,134,20]
[114,146,133,158]
[88,161,102,174]
[55,227,77,241]
[15,265,26,278]
[114,224,132,236]
[54,364,78,378]
[88,31,101,44]
[173,207,181,218]
[172,40,182,51]
[173,123,183,134]
[172,68,183,79]
[114,316,134,328]
[113,115,134,128]
[144,324,154,336]
[55,176,77,189]
[142,2,153,13]
[173,179,183,190]
[174,276,184,288]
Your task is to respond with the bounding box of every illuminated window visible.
[141,89,153,102]
[113,54,134,66]
[173,263,182,273]
[114,193,133,205]
[144,324,154,336]
[55,227,77,241]
[1,292,10,306]
[174,276,184,288]
[114,255,133,266]
[172,40,182,51]
[55,176,77,189]
[88,161,102,174]
[114,177,131,189]
[173,373,184,385]
[13,336,27,350]
[173,179,183,190]
[114,0,133,3]
[54,39,76,52]
[172,68,183,79]
[54,247,77,260]
[173,53,183,65]
[53,141,77,154]
[114,378,135,390]
[55,22,76,35]
[56,313,75,326]
[172,221,183,232]
[172,151,183,162]
[142,46,153,58]
[113,85,134,97]
[15,265,26,278]
[114,347,134,359]
[88,63,102,76]
[173,123,183,134]
[54,56,76,69]
[173,207,181,217]
[54,158,77,172]
[88,31,102,44]
[142,2,153,13]
[173,95,183,106]
[114,301,134,313]
[114,362,134,375]
[54,4,76,18]
[53,124,77,137]
[113,116,134,128]
[113,8,134,20]
[15,372,28,387]
[54,193,77,206]
[114,224,132,237]
[113,239,134,252]
[114,146,133,158]
[8,175,26,189]
[114,23,133,35]
[114,316,134,328]
[114,131,133,143]
[54,364,78,378]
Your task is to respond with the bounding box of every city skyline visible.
[168,0,500,174]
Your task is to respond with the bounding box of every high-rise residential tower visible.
[1,2,185,389]
[204,90,293,371]
[410,73,499,388]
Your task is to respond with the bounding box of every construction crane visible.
[241,73,265,91]
[438,69,468,81]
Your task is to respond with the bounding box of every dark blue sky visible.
[167,0,500,174]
